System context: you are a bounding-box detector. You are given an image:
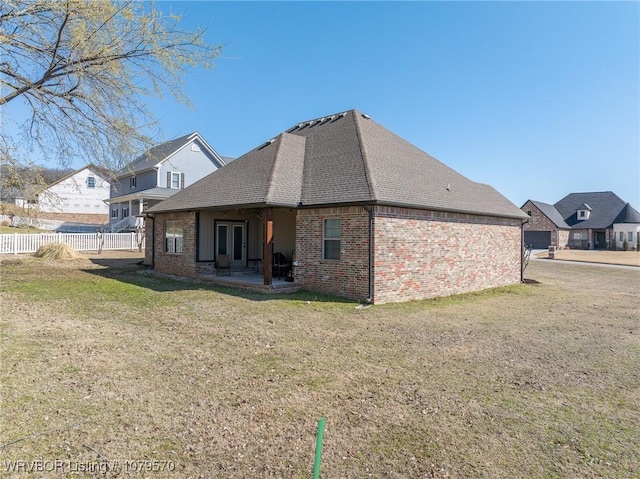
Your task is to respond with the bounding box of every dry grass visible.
[0,255,638,478]
[535,249,640,267]
[34,243,81,260]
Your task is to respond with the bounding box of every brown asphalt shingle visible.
[147,110,527,219]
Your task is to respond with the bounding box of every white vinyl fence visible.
[0,232,144,255]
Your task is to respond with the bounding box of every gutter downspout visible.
[362,205,374,303]
[145,213,155,269]
[521,217,529,283]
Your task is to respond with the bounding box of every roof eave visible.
[147,200,300,215]
[298,199,529,221]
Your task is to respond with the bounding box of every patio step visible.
[197,274,301,295]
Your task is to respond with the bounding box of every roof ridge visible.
[264,136,282,204]
[352,111,377,202]
[530,199,554,207]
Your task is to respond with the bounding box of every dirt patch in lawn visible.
[535,249,640,266]
[1,256,638,478]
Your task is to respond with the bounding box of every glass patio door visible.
[216,223,246,267]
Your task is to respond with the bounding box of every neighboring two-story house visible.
[106,132,227,232]
[33,165,111,230]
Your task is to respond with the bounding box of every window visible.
[168,171,184,189]
[620,232,624,242]
[111,209,119,218]
[323,219,340,260]
[526,211,532,217]
[628,232,634,242]
[122,207,129,218]
[165,220,184,254]
[87,176,96,189]
[573,232,587,240]
[130,176,137,188]
[578,210,585,218]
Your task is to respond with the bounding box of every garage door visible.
[524,231,552,249]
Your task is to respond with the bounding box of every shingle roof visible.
[108,187,178,204]
[147,110,528,219]
[613,203,640,224]
[528,200,571,228]
[555,191,626,229]
[118,132,225,176]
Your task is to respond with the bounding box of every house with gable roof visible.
[521,192,640,249]
[106,132,228,232]
[145,110,529,304]
[27,164,111,230]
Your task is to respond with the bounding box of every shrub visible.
[1,220,10,227]
[636,234,640,252]
[622,238,629,251]
[34,243,80,260]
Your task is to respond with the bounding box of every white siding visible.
[38,167,110,215]
[613,223,640,249]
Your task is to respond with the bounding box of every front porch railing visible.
[109,216,144,233]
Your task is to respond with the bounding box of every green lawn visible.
[1,256,638,478]
[0,225,49,234]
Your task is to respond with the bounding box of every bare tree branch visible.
[0,0,221,182]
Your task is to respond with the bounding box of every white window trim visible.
[170,172,181,189]
[165,220,184,254]
[87,176,96,189]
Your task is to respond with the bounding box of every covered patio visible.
[195,206,297,287]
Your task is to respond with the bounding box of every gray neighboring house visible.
[145,109,528,304]
[106,132,228,232]
[521,191,640,249]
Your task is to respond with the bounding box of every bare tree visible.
[0,0,222,186]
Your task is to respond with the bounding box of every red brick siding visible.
[295,207,370,301]
[372,206,523,304]
[150,211,197,278]
[144,218,153,266]
[149,206,523,304]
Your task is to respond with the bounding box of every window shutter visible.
[180,173,185,189]
[167,171,171,188]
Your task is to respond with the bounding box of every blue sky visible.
[22,1,640,209]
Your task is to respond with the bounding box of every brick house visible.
[146,110,528,304]
[522,192,640,249]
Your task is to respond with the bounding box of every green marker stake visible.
[313,416,326,479]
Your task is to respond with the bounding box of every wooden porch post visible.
[263,207,273,285]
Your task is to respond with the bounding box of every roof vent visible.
[258,138,276,150]
[446,183,451,191]
[340,112,347,118]
[362,113,371,119]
